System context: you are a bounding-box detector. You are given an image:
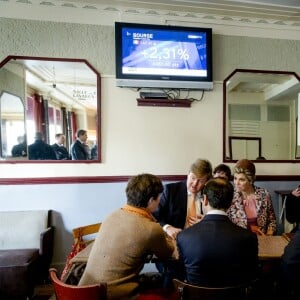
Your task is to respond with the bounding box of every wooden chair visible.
[49,268,107,300]
[173,278,251,300]
[60,222,101,283]
[72,222,102,248]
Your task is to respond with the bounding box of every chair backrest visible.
[60,223,101,283]
[173,278,249,300]
[49,268,107,300]
[72,222,101,248]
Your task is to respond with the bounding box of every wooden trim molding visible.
[0,175,299,185]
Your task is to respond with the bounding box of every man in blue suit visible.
[52,133,70,160]
[176,177,259,287]
[153,158,213,239]
[70,129,89,160]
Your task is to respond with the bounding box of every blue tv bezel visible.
[115,22,213,91]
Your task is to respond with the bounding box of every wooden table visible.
[70,234,288,264]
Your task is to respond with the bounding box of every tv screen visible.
[115,22,213,90]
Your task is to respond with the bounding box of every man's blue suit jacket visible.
[153,180,188,229]
[176,214,259,287]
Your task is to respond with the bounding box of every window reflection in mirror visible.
[0,92,25,158]
[0,56,101,162]
[223,69,300,162]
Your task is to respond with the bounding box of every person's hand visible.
[292,187,300,197]
[187,215,203,227]
[249,225,265,236]
[165,225,182,240]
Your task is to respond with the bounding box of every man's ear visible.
[203,194,209,206]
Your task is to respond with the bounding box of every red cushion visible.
[138,288,177,300]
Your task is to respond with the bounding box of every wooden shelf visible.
[137,98,192,107]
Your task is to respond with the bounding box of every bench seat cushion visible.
[0,249,39,298]
[0,249,39,266]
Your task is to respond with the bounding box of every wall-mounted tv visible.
[115,22,213,90]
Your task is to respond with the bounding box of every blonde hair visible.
[190,158,212,179]
[233,167,255,184]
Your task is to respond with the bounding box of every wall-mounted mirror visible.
[223,69,300,162]
[0,56,101,163]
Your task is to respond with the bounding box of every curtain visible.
[33,93,46,137]
[70,111,77,141]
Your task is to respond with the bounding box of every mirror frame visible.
[0,55,101,163]
[223,68,300,163]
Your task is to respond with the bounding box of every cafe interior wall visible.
[0,4,300,178]
[0,2,300,270]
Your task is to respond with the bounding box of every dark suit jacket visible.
[70,140,88,160]
[176,214,258,287]
[282,193,300,295]
[153,181,188,229]
[51,143,70,160]
[285,193,300,224]
[28,140,56,160]
[11,142,27,157]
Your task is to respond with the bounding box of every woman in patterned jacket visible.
[227,159,277,235]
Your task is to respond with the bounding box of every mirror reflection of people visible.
[281,185,300,298]
[227,159,277,236]
[51,133,70,160]
[70,129,89,160]
[28,132,56,160]
[177,177,258,287]
[78,173,174,300]
[11,134,27,157]
[91,143,98,160]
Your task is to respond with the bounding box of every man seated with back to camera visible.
[152,158,213,288]
[78,173,174,300]
[176,177,259,290]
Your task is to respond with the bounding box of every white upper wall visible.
[0,1,299,177]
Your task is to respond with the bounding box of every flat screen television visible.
[115,22,213,90]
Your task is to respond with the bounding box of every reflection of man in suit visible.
[177,178,258,287]
[51,133,70,160]
[11,134,27,157]
[28,132,56,160]
[70,129,89,160]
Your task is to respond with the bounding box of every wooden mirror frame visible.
[0,55,101,163]
[223,68,300,163]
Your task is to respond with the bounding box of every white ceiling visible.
[4,58,98,111]
[65,0,300,21]
[226,71,300,102]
